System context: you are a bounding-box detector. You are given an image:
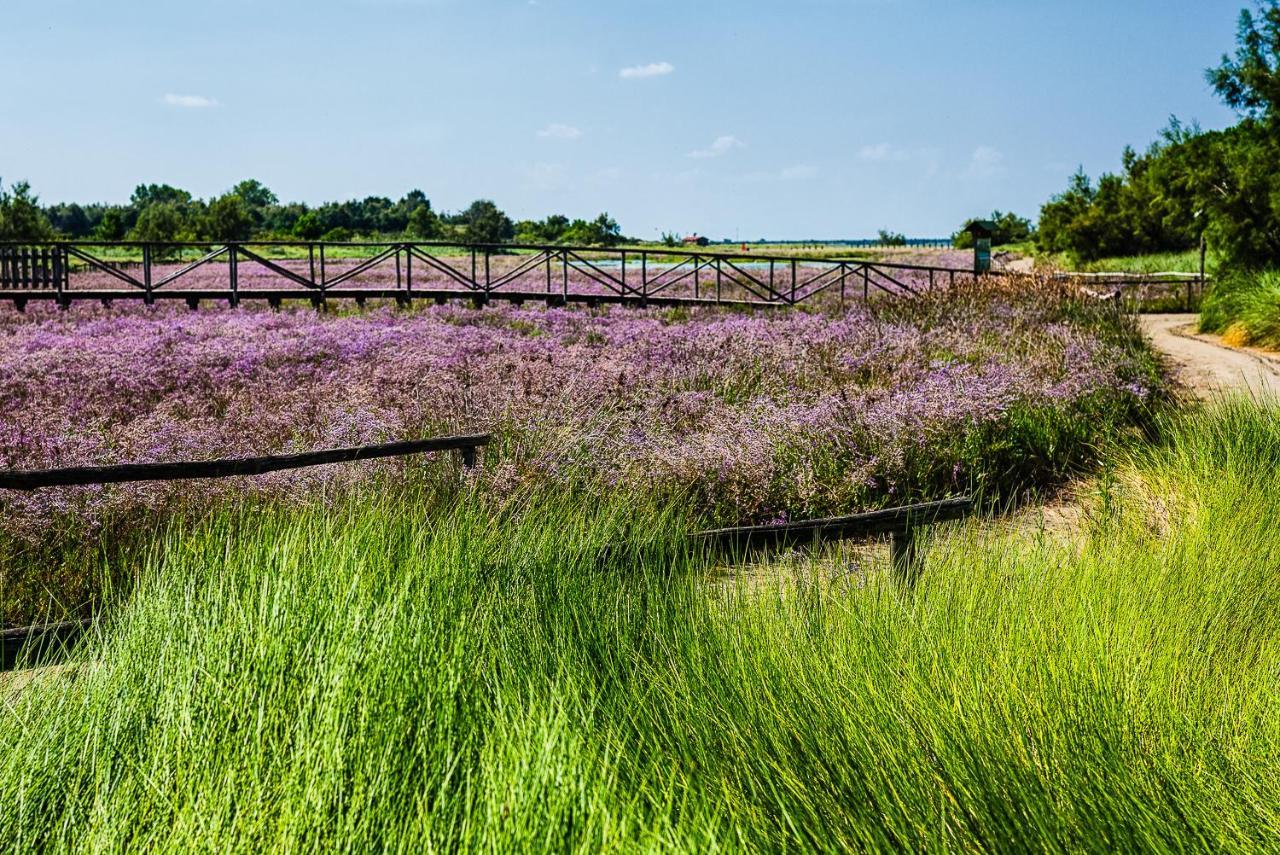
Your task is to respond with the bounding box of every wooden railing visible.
[0,434,489,491]
[0,240,989,311]
[696,496,974,585]
[1052,270,1209,313]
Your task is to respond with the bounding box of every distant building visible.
[682,234,710,247]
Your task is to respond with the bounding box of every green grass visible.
[1199,269,1280,348]
[4,400,1280,849]
[1040,248,1210,276]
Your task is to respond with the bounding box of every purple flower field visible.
[1,279,1160,551]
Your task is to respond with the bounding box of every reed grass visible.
[2,401,1279,850]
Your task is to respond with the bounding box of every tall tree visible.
[461,199,515,244]
[1208,1,1280,122]
[204,195,256,241]
[0,180,57,241]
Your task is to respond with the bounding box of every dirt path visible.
[1140,314,1280,400]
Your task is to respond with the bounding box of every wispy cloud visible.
[856,142,909,162]
[964,145,1007,179]
[536,123,582,140]
[689,135,745,159]
[619,61,674,79]
[779,164,818,180]
[162,93,219,109]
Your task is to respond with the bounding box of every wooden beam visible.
[2,620,90,671]
[0,434,491,491]
[695,496,973,553]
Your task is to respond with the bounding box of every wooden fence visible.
[0,434,489,490]
[1052,270,1209,313]
[0,432,490,670]
[0,240,987,311]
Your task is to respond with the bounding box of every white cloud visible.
[857,142,910,162]
[964,145,1007,179]
[688,135,745,159]
[537,122,582,140]
[779,163,818,180]
[619,61,674,79]
[162,93,219,108]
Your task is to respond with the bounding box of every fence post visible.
[143,244,153,305]
[56,246,68,308]
[1198,236,1207,310]
[890,526,919,586]
[228,244,239,307]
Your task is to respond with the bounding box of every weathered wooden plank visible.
[695,496,974,552]
[0,434,491,490]
[2,619,90,670]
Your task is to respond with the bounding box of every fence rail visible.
[697,496,974,584]
[1051,270,1209,313]
[0,240,988,311]
[0,433,489,491]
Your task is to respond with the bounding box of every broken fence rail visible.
[0,433,490,491]
[695,496,975,584]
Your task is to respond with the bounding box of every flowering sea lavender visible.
[0,284,1160,544]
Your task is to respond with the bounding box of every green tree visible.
[130,183,193,208]
[952,211,1035,249]
[292,210,327,240]
[559,213,623,246]
[461,199,514,245]
[128,202,192,243]
[1207,1,1280,122]
[230,179,278,211]
[204,194,256,241]
[407,204,441,239]
[0,180,57,241]
[92,207,131,241]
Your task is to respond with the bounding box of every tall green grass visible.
[1042,248,1209,275]
[4,401,1280,850]
[1199,269,1280,348]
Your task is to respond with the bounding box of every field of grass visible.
[3,400,1279,849]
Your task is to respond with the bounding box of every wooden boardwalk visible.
[0,240,986,310]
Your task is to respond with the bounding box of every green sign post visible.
[966,220,996,274]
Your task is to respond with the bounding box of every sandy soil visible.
[1139,314,1280,400]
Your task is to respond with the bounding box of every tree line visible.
[0,179,624,247]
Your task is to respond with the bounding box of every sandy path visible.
[1140,314,1280,400]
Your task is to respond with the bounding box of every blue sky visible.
[1,0,1243,239]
